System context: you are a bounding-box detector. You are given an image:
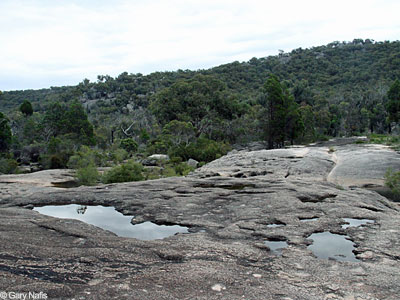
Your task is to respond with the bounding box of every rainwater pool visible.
[33,204,189,240]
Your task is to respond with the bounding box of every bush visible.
[102,160,144,183]
[110,148,128,164]
[49,154,68,169]
[385,168,400,195]
[120,138,138,154]
[161,166,177,177]
[0,158,18,174]
[146,138,170,155]
[174,162,194,176]
[40,137,75,169]
[76,164,100,186]
[168,137,231,163]
[68,146,106,169]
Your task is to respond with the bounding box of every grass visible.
[366,134,400,151]
[385,168,400,196]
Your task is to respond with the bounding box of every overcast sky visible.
[1,0,399,91]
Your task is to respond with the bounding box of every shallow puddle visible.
[307,232,358,262]
[341,218,374,229]
[265,241,288,256]
[300,217,319,222]
[33,204,189,240]
[267,223,285,228]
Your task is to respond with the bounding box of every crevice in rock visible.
[297,193,337,203]
[358,205,384,212]
[193,183,256,190]
[31,221,87,239]
[0,264,92,284]
[154,251,185,262]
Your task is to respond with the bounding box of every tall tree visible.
[19,100,33,117]
[262,75,288,148]
[386,79,400,123]
[150,75,243,137]
[0,112,12,153]
[285,99,304,145]
[43,101,95,145]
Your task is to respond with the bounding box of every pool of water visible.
[33,204,189,240]
[267,223,285,228]
[307,232,358,262]
[299,217,319,222]
[341,218,374,229]
[264,241,288,256]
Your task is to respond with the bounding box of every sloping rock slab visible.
[0,145,400,299]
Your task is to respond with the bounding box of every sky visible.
[0,0,399,91]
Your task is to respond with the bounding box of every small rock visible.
[211,284,226,292]
[187,158,199,168]
[142,154,170,166]
[357,251,374,259]
[252,274,262,278]
[148,154,170,161]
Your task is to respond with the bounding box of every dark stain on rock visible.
[297,192,337,203]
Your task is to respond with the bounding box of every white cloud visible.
[0,0,399,90]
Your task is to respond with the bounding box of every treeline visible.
[0,39,399,178]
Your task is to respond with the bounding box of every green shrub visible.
[110,148,128,164]
[367,134,400,151]
[102,160,144,183]
[120,138,138,154]
[315,134,330,142]
[0,158,18,174]
[76,164,100,186]
[385,168,400,195]
[50,154,66,169]
[41,137,75,169]
[161,166,177,177]
[146,138,170,155]
[174,162,194,176]
[68,146,107,169]
[41,152,70,169]
[168,137,231,163]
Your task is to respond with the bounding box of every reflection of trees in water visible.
[76,205,87,215]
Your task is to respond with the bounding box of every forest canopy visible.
[0,39,399,178]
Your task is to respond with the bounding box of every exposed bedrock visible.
[0,140,399,299]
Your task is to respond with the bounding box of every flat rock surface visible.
[1,140,400,299]
[327,144,400,187]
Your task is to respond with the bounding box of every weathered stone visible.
[142,154,170,166]
[0,139,399,299]
[187,158,199,168]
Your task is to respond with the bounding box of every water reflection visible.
[299,217,319,222]
[307,232,358,262]
[76,205,87,214]
[341,218,374,229]
[267,223,285,228]
[265,241,288,256]
[34,204,189,240]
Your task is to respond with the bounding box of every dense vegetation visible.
[0,39,399,183]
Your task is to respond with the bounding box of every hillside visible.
[0,39,399,176]
[1,39,399,113]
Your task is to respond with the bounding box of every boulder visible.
[142,154,170,166]
[187,158,199,168]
